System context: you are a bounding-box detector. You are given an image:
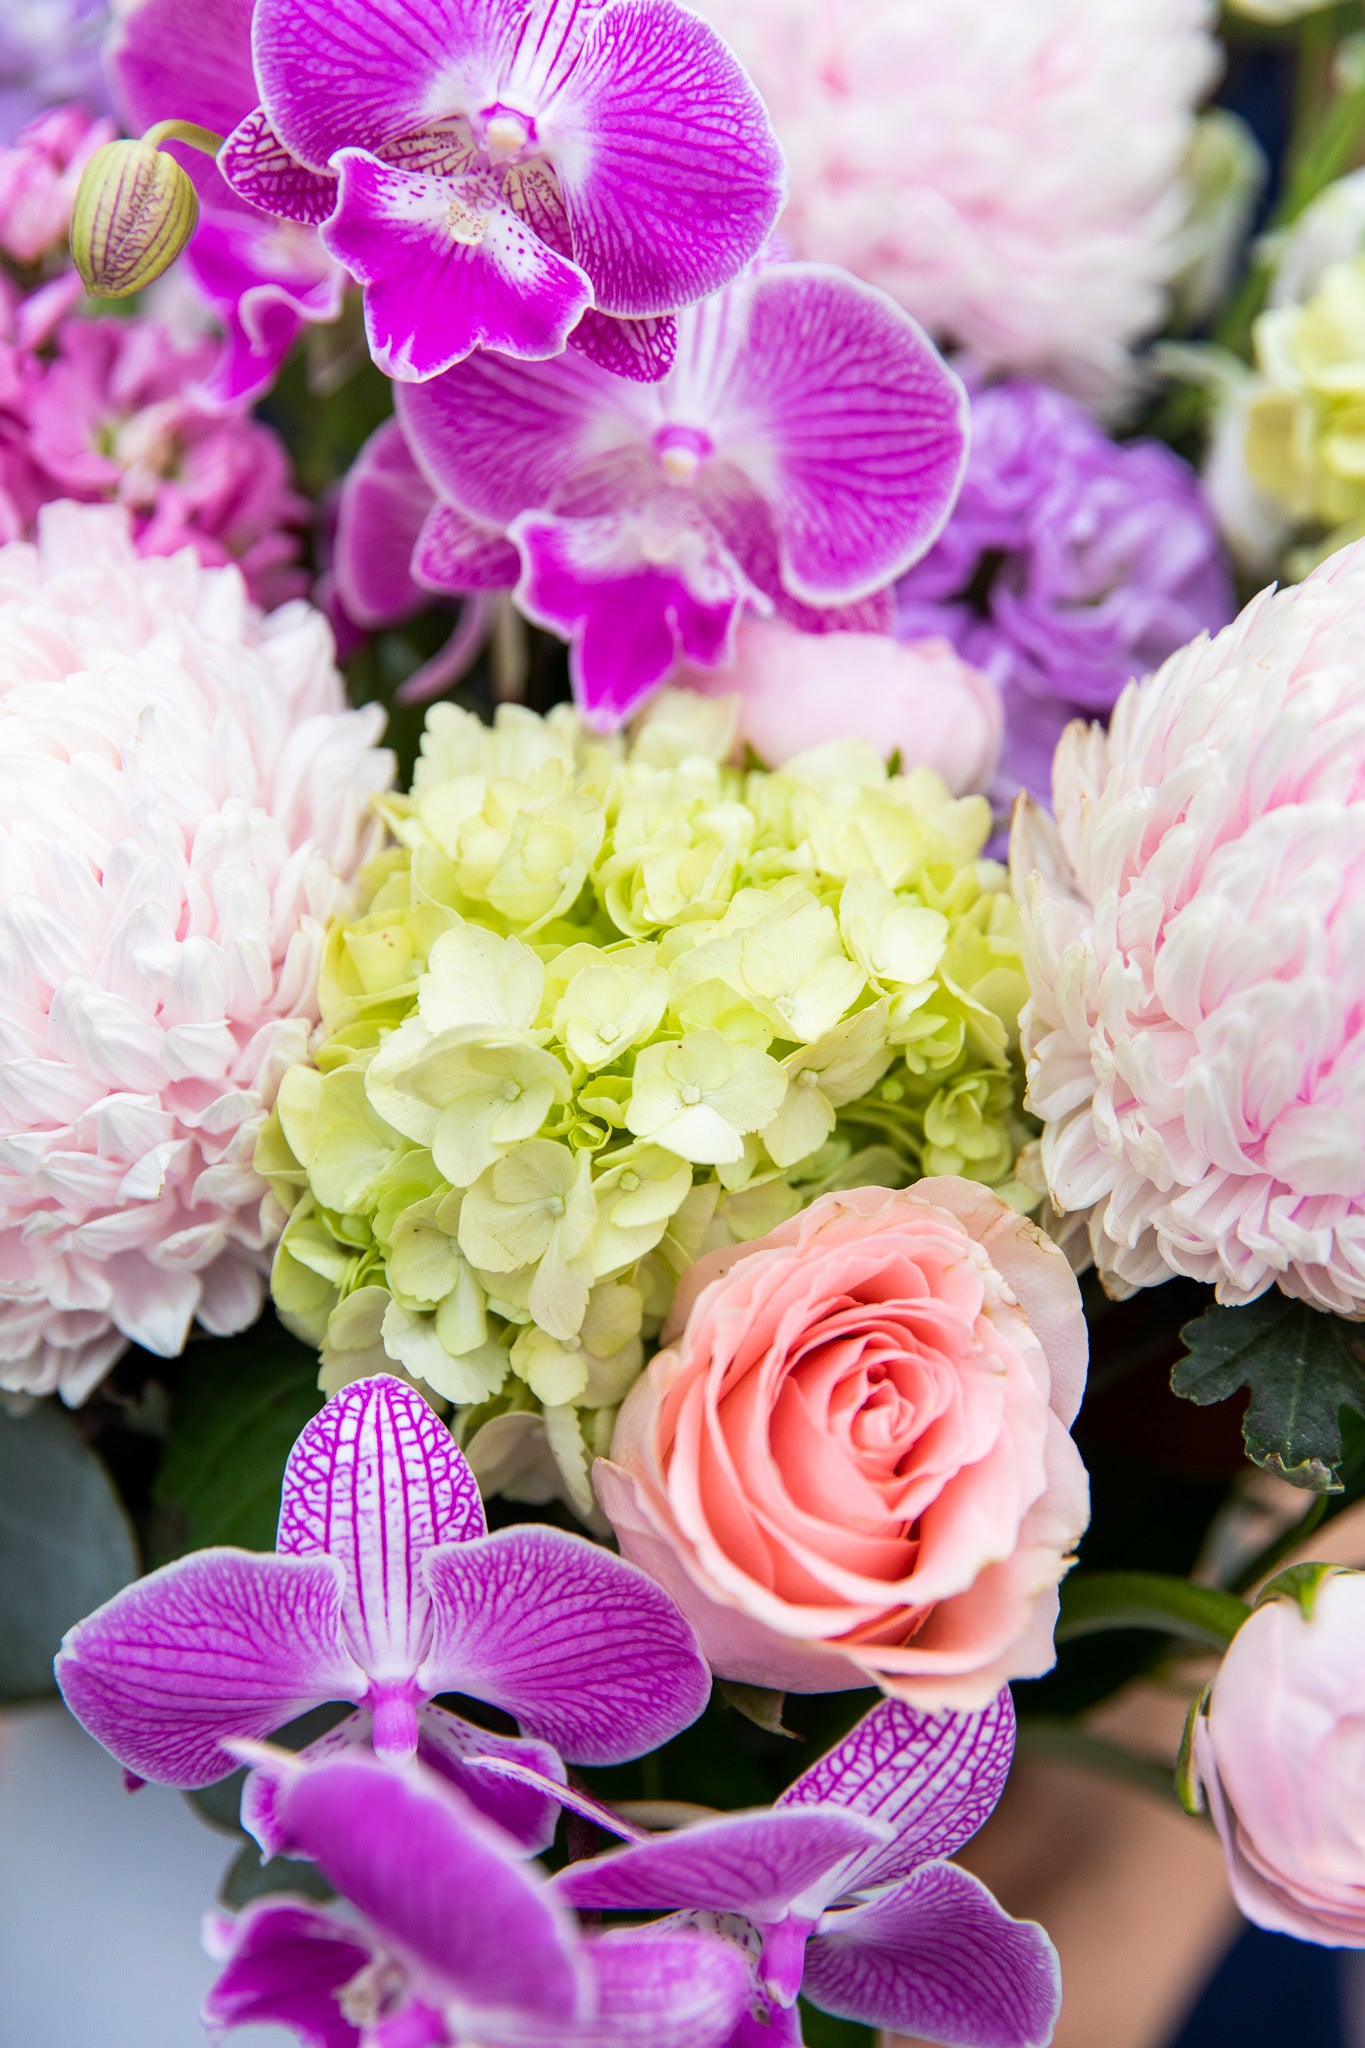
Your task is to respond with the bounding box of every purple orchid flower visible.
[109,0,345,409]
[205,1746,753,2048]
[55,1376,711,1849]
[212,0,785,386]
[480,1691,1059,2048]
[397,257,968,726]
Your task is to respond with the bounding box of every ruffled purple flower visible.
[896,378,1235,807]
[396,257,967,725]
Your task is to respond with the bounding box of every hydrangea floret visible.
[259,689,1034,1514]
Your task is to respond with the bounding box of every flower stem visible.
[1057,1571,1250,1650]
[142,120,224,159]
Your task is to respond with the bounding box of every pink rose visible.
[1193,1570,1365,1946]
[595,1179,1089,1707]
[678,620,1002,795]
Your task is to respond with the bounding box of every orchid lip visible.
[476,104,538,164]
[654,424,713,484]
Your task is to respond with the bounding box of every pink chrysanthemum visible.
[0,505,394,1401]
[697,0,1219,402]
[1012,539,1365,1316]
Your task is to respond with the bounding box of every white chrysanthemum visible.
[1012,539,1365,1315]
[0,505,394,1401]
[699,0,1219,402]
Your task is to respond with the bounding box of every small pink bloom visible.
[1193,1572,1365,1947]
[0,103,114,266]
[679,620,1002,796]
[596,1180,1089,1708]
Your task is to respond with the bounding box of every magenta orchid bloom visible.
[397,257,969,726]
[56,1376,711,1825]
[205,1748,753,2048]
[219,0,785,384]
[110,0,345,410]
[477,1692,1059,2048]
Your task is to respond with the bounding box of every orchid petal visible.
[324,151,593,380]
[110,0,258,136]
[265,1751,585,2023]
[395,599,499,705]
[728,1998,804,2048]
[185,205,344,409]
[397,347,645,529]
[220,108,340,226]
[570,308,677,384]
[418,1523,710,1763]
[461,1750,645,1842]
[777,1693,1016,1892]
[277,1376,484,1686]
[414,504,521,595]
[56,1550,363,1788]
[804,1862,1060,2048]
[540,0,784,318]
[552,1806,888,1919]
[335,420,437,628]
[584,1929,754,2048]
[202,1899,372,2048]
[710,264,968,603]
[512,508,754,727]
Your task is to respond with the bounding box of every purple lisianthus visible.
[56,1376,711,1823]
[896,377,1235,807]
[396,256,967,725]
[206,0,786,385]
[205,1747,753,2048]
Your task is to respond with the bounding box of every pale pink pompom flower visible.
[677,620,1002,796]
[1013,537,1365,1315]
[0,505,395,1402]
[1193,1571,1365,1946]
[694,0,1219,404]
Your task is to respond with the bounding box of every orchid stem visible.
[1056,1572,1249,1651]
[142,120,224,160]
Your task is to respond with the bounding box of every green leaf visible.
[0,1401,138,1704]
[220,1842,334,1910]
[1172,1294,1365,1492]
[151,1312,323,1561]
[1057,1571,1249,1651]
[716,1680,801,1740]
[1254,1561,1347,1620]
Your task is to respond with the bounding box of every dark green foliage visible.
[1173,1294,1365,1492]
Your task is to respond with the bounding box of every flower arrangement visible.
[2,3,1364,2047]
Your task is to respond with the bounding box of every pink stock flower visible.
[678,619,1002,796]
[1013,538,1365,1314]
[0,102,113,266]
[0,505,394,1402]
[1192,1571,1365,1946]
[596,1180,1090,1708]
[693,0,1219,403]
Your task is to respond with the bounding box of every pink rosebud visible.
[596,1179,1090,1709]
[680,620,1002,795]
[1193,1570,1365,1946]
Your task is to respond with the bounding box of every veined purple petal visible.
[110,0,257,135]
[539,0,784,318]
[186,204,344,409]
[55,1551,363,1788]
[804,1863,1061,2048]
[552,1807,887,1920]
[776,1694,1016,1893]
[710,264,968,604]
[396,342,644,527]
[220,108,340,226]
[263,1751,585,2024]
[728,1997,804,2048]
[253,0,480,170]
[570,308,677,383]
[418,1524,710,1764]
[414,504,520,595]
[202,1900,372,2048]
[584,1929,754,2048]
[335,420,437,628]
[324,151,593,380]
[460,1751,645,1841]
[277,1377,484,1695]
[512,507,756,726]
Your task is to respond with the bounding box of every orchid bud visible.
[70,121,220,299]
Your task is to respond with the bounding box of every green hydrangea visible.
[259,690,1035,1518]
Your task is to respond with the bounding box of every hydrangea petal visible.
[803,1861,1060,2048]
[552,1805,887,1917]
[55,1550,364,1788]
[712,265,967,604]
[540,0,784,317]
[584,1929,754,2048]
[777,1693,1016,1891]
[418,1523,710,1763]
[201,1900,372,2048]
[276,1377,485,1682]
[324,151,593,380]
